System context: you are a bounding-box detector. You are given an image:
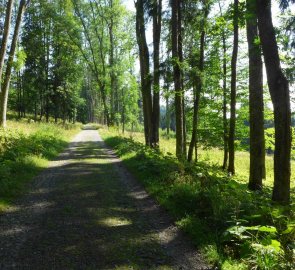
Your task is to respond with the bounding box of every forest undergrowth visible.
[0,116,80,211]
[100,127,295,270]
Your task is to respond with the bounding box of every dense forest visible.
[0,0,294,269]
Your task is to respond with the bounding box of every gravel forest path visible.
[0,128,209,270]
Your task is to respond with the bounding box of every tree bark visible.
[109,0,116,125]
[228,0,239,175]
[0,0,29,127]
[0,0,14,93]
[218,1,229,170]
[257,0,291,203]
[247,0,265,190]
[151,0,162,148]
[221,29,229,170]
[135,0,153,146]
[188,3,208,162]
[178,1,186,158]
[172,0,185,159]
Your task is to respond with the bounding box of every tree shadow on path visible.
[0,130,209,270]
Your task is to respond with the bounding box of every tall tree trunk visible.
[221,30,229,170]
[135,0,153,146]
[151,0,162,148]
[0,0,29,127]
[188,4,208,162]
[172,0,185,159]
[257,0,291,203]
[178,2,186,158]
[218,1,229,170]
[228,0,239,175]
[247,0,265,190]
[0,0,14,92]
[109,0,115,125]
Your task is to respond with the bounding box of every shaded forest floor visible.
[100,127,295,270]
[0,127,208,270]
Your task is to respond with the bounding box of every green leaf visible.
[258,226,277,233]
[281,224,295,235]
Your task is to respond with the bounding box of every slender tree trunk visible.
[247,0,265,190]
[188,5,207,162]
[218,1,229,170]
[135,0,153,146]
[228,0,239,175]
[45,22,50,123]
[166,94,170,136]
[0,0,29,127]
[221,32,229,170]
[178,3,186,158]
[151,0,162,148]
[257,0,291,203]
[172,0,185,159]
[17,71,21,118]
[0,0,14,93]
[109,0,115,125]
[122,87,125,134]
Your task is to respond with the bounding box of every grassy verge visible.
[100,127,295,270]
[0,119,81,212]
[109,129,295,190]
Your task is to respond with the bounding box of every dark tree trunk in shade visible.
[135,0,153,146]
[151,0,162,148]
[246,0,265,190]
[228,0,239,175]
[257,0,291,203]
[172,0,185,159]
[221,33,229,170]
[109,0,116,125]
[188,3,208,162]
[187,32,204,162]
[178,2,186,158]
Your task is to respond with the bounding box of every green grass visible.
[105,128,295,190]
[0,118,81,211]
[100,127,295,270]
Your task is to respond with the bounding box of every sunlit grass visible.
[101,127,294,189]
[0,118,81,211]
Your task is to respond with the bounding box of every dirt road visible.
[0,128,209,270]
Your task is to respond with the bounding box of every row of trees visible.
[0,0,293,203]
[0,0,139,127]
[0,0,30,126]
[135,0,294,204]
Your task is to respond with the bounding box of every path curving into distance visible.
[0,127,209,270]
